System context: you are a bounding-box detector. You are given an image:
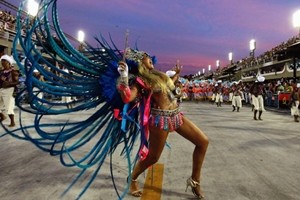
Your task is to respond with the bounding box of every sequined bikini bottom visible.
[149,107,183,131]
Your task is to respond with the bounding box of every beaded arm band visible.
[117,84,131,103]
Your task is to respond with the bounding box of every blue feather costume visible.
[0,0,152,199]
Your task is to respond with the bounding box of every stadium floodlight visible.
[249,39,256,57]
[78,30,85,43]
[216,60,220,68]
[228,52,233,64]
[293,10,300,36]
[27,0,39,17]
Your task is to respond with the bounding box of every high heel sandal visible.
[127,177,142,197]
[185,177,204,199]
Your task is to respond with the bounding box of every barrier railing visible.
[264,92,291,109]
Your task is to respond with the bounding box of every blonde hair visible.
[138,62,175,94]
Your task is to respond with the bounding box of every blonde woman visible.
[117,48,209,199]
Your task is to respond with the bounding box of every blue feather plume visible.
[0,0,146,199]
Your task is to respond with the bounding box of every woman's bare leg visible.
[130,127,169,196]
[176,116,209,196]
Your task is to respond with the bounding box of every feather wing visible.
[1,0,143,199]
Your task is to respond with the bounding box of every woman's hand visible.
[173,60,182,74]
[118,61,128,77]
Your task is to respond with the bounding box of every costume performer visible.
[289,84,300,122]
[250,76,266,120]
[0,54,19,127]
[231,83,243,112]
[214,81,223,107]
[1,0,209,199]
[117,49,209,198]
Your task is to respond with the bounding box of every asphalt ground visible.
[0,101,299,200]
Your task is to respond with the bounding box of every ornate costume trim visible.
[124,48,146,63]
[150,107,183,131]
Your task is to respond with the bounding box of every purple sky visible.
[8,0,300,75]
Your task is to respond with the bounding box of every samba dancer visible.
[117,49,209,198]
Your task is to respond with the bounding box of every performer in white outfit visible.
[231,84,243,112]
[214,81,223,107]
[289,84,300,122]
[250,75,265,120]
[0,54,19,127]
